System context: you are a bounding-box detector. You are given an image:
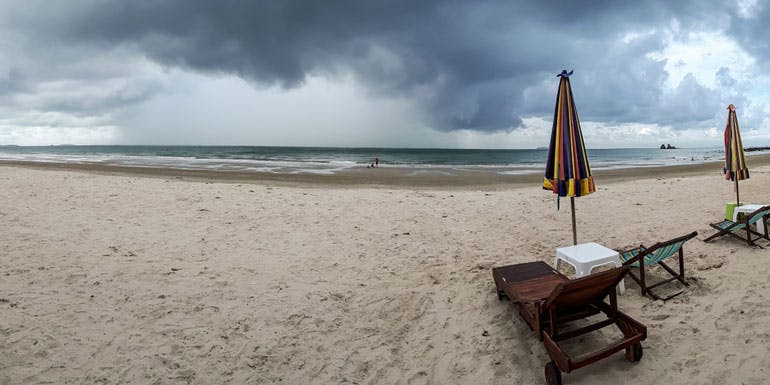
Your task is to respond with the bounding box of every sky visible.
[1,0,769,149]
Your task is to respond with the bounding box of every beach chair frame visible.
[617,231,698,301]
[493,261,647,385]
[704,205,770,247]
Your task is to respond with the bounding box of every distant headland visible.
[657,144,770,151]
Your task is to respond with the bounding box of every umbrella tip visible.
[727,104,736,111]
[557,69,573,78]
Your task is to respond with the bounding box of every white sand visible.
[1,164,769,384]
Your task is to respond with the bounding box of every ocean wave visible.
[0,145,735,176]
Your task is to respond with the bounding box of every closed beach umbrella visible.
[543,70,595,245]
[723,104,749,204]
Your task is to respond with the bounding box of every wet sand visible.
[2,152,770,188]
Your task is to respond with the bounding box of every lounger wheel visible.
[544,361,562,385]
[625,343,643,362]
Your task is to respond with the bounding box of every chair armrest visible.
[618,245,646,263]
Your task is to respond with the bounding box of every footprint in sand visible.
[407,370,430,385]
[696,262,724,271]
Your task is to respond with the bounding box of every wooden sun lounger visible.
[493,261,646,385]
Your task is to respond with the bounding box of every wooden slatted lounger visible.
[493,261,646,385]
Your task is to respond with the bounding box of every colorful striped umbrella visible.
[544,70,595,245]
[723,104,749,205]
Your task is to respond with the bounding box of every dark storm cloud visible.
[0,0,758,132]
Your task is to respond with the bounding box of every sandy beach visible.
[2,160,770,385]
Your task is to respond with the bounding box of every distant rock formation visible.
[660,144,676,149]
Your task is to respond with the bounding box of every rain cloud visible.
[0,0,767,143]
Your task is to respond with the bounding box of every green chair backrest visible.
[645,240,686,265]
[746,206,770,226]
[620,231,697,267]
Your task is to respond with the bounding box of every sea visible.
[0,145,755,176]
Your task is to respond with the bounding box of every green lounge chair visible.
[618,231,698,301]
[704,205,770,247]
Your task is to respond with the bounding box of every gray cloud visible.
[0,0,763,136]
[726,3,770,65]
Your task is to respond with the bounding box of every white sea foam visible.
[496,169,542,175]
[0,145,745,176]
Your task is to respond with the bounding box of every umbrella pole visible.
[735,179,740,206]
[570,197,577,245]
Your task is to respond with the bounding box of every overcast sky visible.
[1,0,769,148]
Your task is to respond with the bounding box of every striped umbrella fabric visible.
[543,70,595,244]
[723,104,749,204]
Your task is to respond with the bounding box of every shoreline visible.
[3,153,770,188]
